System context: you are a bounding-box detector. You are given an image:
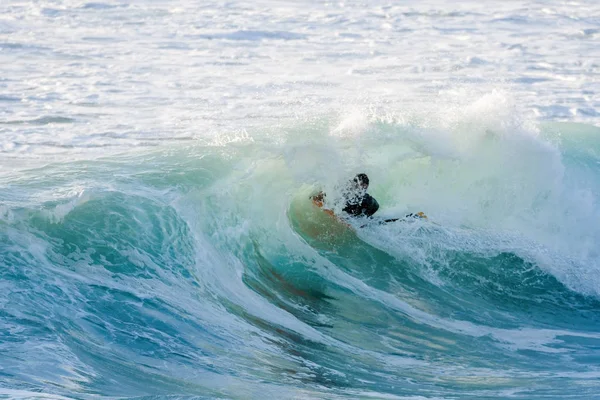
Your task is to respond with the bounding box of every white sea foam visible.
[0,0,598,162]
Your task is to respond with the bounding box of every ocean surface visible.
[2,0,600,398]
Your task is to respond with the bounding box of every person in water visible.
[340,173,379,217]
[312,173,379,218]
[311,173,427,223]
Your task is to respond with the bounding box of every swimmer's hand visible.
[382,212,428,224]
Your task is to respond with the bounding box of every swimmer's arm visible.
[310,191,338,218]
[310,191,325,202]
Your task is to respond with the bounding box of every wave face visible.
[3,112,600,399]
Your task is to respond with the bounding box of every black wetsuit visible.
[311,189,380,218]
[342,193,379,217]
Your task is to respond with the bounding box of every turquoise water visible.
[3,119,600,398]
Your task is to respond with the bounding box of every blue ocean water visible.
[2,1,600,399]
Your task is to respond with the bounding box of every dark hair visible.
[354,173,369,187]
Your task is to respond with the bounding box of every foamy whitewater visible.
[2,0,600,399]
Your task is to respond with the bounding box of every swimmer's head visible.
[353,173,369,190]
